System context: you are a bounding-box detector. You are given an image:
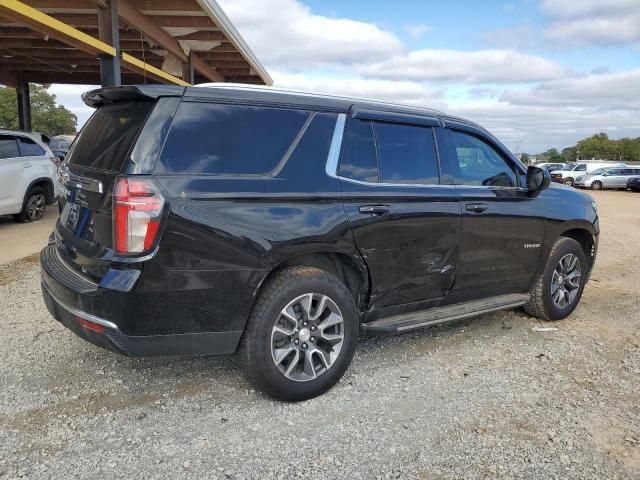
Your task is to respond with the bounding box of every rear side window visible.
[67,101,154,171]
[338,118,378,183]
[156,103,311,175]
[0,135,19,159]
[444,130,517,187]
[373,122,439,184]
[17,137,45,157]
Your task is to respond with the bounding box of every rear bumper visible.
[40,245,242,357]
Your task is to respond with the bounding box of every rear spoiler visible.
[82,85,186,108]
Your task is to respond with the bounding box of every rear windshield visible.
[67,101,153,171]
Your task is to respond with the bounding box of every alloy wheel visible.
[591,181,602,190]
[26,193,46,221]
[270,293,345,382]
[550,253,582,309]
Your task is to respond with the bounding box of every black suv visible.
[41,85,599,401]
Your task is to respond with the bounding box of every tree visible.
[520,153,530,164]
[0,84,77,135]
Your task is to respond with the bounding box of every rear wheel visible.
[240,266,358,401]
[591,181,602,190]
[13,187,47,223]
[563,178,574,187]
[524,237,588,320]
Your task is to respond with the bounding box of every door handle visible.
[359,205,391,215]
[465,202,488,213]
[23,163,32,168]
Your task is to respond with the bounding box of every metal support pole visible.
[98,0,121,87]
[16,75,31,131]
[182,51,194,84]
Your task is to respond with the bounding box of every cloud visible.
[540,0,639,18]
[271,71,447,110]
[541,0,640,47]
[404,24,431,40]
[500,68,640,110]
[357,49,569,83]
[216,0,404,69]
[48,84,98,127]
[481,25,537,49]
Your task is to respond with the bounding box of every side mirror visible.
[526,165,550,192]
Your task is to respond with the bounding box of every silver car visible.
[575,167,640,190]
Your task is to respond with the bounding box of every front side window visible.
[17,137,45,157]
[157,103,310,175]
[606,169,621,175]
[338,118,378,182]
[445,130,517,187]
[0,135,20,159]
[373,122,439,184]
[575,164,587,171]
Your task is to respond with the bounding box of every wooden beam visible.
[192,53,223,82]
[120,52,189,85]
[115,0,186,61]
[0,0,115,56]
[26,0,102,8]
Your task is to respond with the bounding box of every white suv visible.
[0,129,60,222]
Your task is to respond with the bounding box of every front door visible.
[336,114,461,315]
[437,125,546,300]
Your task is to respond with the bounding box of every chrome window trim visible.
[325,113,346,178]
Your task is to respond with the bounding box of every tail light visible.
[113,177,165,254]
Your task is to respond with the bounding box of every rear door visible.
[0,135,24,213]
[55,100,157,278]
[336,112,461,314]
[437,123,545,299]
[16,135,55,183]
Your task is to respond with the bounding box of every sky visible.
[49,0,640,154]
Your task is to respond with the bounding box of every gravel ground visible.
[1,190,639,480]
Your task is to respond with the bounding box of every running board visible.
[361,293,530,334]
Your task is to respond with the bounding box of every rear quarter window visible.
[155,102,311,175]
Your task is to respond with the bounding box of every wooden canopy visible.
[0,0,272,87]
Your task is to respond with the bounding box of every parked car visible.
[575,167,640,190]
[41,85,599,401]
[550,161,625,186]
[627,176,640,192]
[49,135,75,162]
[535,162,564,172]
[0,129,60,222]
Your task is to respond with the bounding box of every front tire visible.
[14,187,47,223]
[524,237,588,321]
[240,266,358,401]
[591,181,602,190]
[563,178,574,187]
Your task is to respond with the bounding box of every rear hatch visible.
[55,94,159,281]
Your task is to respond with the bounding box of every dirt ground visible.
[0,208,58,265]
[0,190,638,479]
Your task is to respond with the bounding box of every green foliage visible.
[0,84,77,135]
[520,152,530,164]
[538,133,640,163]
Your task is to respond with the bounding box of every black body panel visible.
[41,84,599,357]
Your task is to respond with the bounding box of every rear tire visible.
[591,181,602,190]
[524,237,588,321]
[240,266,358,401]
[13,187,47,223]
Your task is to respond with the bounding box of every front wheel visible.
[591,181,602,190]
[563,178,574,187]
[524,237,588,321]
[240,266,358,401]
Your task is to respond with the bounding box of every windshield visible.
[590,168,607,175]
[561,162,577,171]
